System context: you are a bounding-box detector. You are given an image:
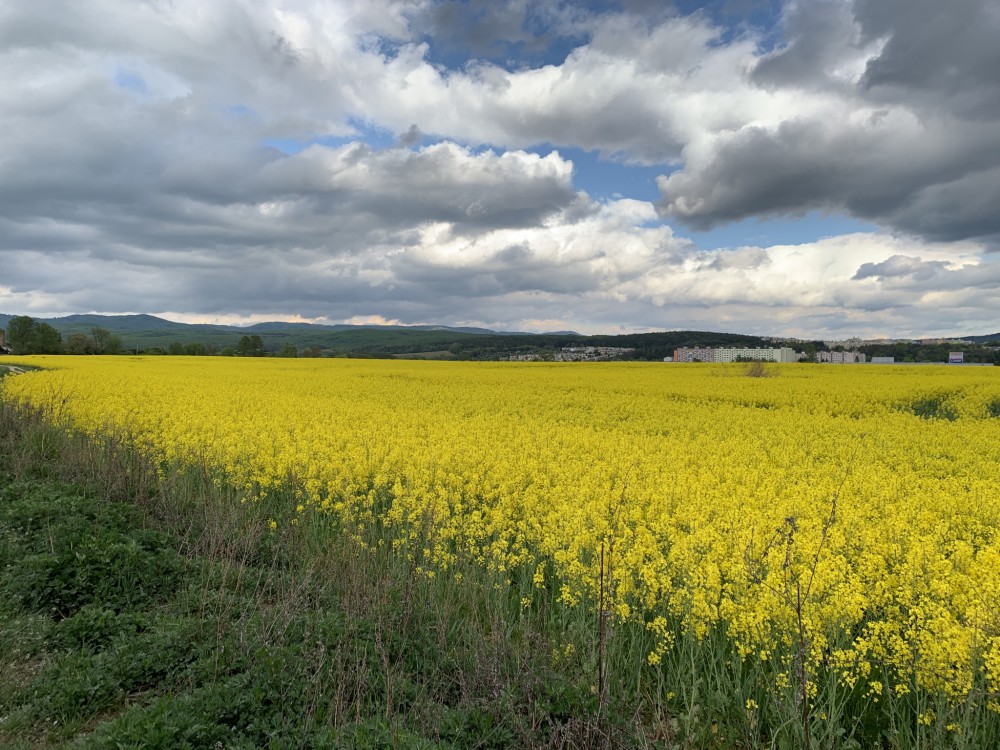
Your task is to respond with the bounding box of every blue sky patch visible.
[676,211,880,249]
[114,68,148,96]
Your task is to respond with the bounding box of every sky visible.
[1,0,999,338]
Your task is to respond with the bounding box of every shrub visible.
[743,360,774,378]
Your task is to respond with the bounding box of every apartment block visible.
[672,347,715,362]
[817,351,867,363]
[714,347,798,363]
[672,347,799,363]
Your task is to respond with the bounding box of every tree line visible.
[1,318,308,357]
[3,316,124,355]
[1,318,441,359]
[156,336,309,357]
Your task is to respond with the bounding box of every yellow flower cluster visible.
[4,356,1000,704]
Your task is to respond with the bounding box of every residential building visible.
[556,346,634,361]
[817,351,867,363]
[823,337,864,349]
[714,347,798,363]
[673,347,715,362]
[672,346,801,363]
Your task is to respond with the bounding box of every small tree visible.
[8,317,62,354]
[235,335,266,357]
[65,332,95,354]
[7,315,34,354]
[744,360,774,378]
[90,327,123,354]
[31,323,62,354]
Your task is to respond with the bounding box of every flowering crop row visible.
[4,356,999,709]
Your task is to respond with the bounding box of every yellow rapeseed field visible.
[3,356,1000,709]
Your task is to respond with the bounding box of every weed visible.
[907,394,959,421]
[986,398,1000,418]
[744,361,776,378]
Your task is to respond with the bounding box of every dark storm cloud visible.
[855,0,1000,119]
[885,166,1000,246]
[658,117,1000,236]
[751,1,860,90]
[396,124,423,147]
[658,118,1000,244]
[752,0,1000,114]
[658,0,1000,245]
[416,0,536,55]
[409,0,673,62]
[852,255,950,282]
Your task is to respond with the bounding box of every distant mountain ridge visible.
[0,313,593,357]
[0,313,529,337]
[2,312,997,341]
[1,313,996,355]
[961,333,1000,344]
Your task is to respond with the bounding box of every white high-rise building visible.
[817,351,866,363]
[673,347,716,362]
[714,347,798,363]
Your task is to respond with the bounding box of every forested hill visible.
[3,313,996,361]
[0,313,782,359]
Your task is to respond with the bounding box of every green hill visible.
[0,313,782,359]
[12,312,995,361]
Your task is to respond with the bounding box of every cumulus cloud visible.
[655,0,1000,243]
[396,124,423,147]
[855,0,1000,120]
[852,255,949,282]
[409,0,548,59]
